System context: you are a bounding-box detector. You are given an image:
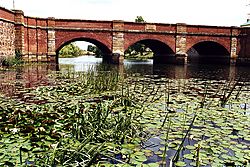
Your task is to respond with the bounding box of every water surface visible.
[1,56,250,96]
[1,56,250,166]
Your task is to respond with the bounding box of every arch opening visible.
[56,38,112,64]
[125,39,175,64]
[187,41,230,65]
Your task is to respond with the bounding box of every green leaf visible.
[183,153,194,160]
[135,155,147,162]
[175,161,186,167]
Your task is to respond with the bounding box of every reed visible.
[220,79,241,107]
[1,68,250,166]
[196,143,201,167]
[171,113,197,163]
[161,117,172,166]
[161,80,171,128]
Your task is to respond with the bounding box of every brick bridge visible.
[1,7,250,65]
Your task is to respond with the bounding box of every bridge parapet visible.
[186,25,232,35]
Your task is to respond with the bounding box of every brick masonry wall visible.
[0,7,15,22]
[55,30,112,52]
[1,6,250,64]
[186,36,231,53]
[237,28,250,64]
[0,21,15,60]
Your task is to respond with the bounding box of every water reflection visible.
[126,61,250,81]
[59,56,102,72]
[1,56,250,96]
[0,64,57,96]
[58,56,250,81]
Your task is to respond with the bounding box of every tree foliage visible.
[87,45,102,57]
[135,16,146,23]
[59,42,85,58]
[125,43,153,60]
[125,43,146,56]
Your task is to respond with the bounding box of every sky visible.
[0,0,249,26]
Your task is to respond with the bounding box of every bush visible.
[59,43,85,58]
[0,50,23,67]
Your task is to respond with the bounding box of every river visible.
[1,55,250,166]
[58,55,250,80]
[1,55,250,96]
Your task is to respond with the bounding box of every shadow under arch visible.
[56,37,112,64]
[187,41,230,65]
[125,39,175,64]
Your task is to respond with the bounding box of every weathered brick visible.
[1,6,250,64]
[0,21,15,60]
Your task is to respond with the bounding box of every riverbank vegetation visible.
[125,43,154,60]
[87,45,102,57]
[59,42,90,58]
[0,66,250,166]
[0,50,23,67]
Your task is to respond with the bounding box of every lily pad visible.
[175,161,186,167]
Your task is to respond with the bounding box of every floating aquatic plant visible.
[0,66,250,166]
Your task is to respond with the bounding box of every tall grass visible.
[31,70,144,166]
[0,50,23,67]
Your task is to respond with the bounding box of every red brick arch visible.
[124,33,175,53]
[55,30,112,53]
[186,36,231,54]
[1,7,247,64]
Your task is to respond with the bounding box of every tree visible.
[59,42,84,58]
[87,45,95,53]
[135,16,146,23]
[127,43,146,55]
[87,45,102,57]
